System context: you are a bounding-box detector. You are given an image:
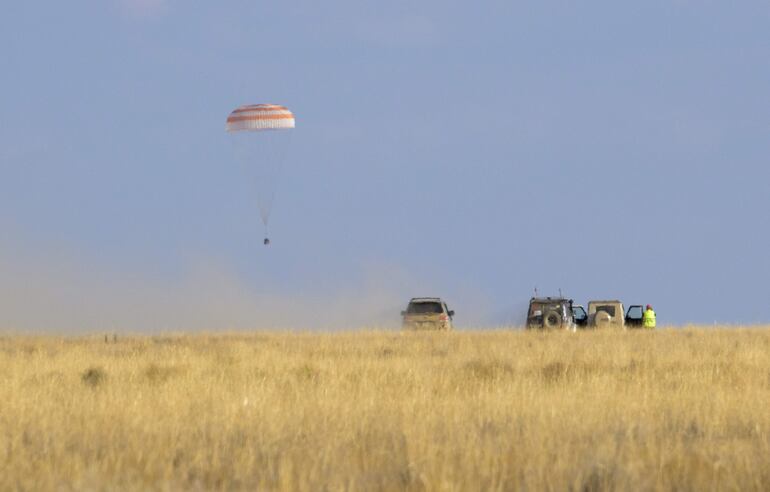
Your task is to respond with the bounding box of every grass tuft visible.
[144,363,180,384]
[81,366,106,387]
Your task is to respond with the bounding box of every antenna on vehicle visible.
[534,286,538,297]
[559,288,563,298]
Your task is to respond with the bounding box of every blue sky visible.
[1,1,769,330]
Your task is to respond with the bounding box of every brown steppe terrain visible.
[2,328,769,491]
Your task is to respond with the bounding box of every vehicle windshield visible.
[407,302,444,314]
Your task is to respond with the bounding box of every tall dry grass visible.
[1,328,769,491]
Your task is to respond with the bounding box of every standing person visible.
[643,304,656,329]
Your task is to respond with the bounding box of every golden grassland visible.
[2,328,770,491]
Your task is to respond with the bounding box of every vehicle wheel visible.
[543,310,562,329]
[594,311,611,326]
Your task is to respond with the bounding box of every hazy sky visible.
[2,1,769,330]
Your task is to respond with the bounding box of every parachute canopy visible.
[226,104,295,132]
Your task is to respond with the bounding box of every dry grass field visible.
[2,328,770,491]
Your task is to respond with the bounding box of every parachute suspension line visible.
[258,130,292,227]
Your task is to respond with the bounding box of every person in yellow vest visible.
[643,304,656,329]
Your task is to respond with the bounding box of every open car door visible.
[625,305,644,328]
[572,305,588,327]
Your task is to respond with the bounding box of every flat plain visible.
[2,328,769,491]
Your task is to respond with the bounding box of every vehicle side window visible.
[573,306,587,321]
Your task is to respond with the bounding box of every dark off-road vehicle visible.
[526,297,586,331]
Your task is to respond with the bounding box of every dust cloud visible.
[0,245,438,333]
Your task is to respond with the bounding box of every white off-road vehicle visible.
[585,300,644,329]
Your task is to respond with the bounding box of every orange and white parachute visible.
[226,104,295,132]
